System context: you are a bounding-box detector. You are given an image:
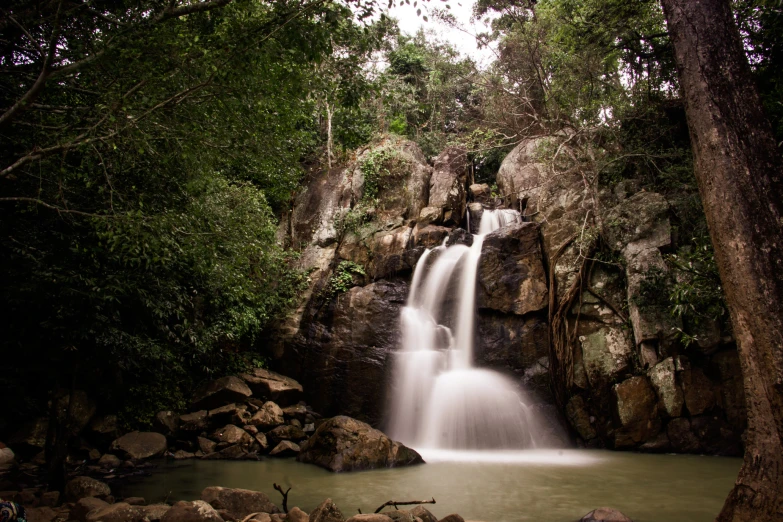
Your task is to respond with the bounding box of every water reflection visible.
[121,450,740,522]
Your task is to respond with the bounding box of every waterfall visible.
[388,209,543,450]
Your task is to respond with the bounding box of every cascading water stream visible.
[388,209,545,451]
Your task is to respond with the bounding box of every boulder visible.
[680,368,716,416]
[179,411,209,433]
[429,146,468,225]
[647,358,684,417]
[85,503,145,522]
[201,487,280,518]
[249,402,285,430]
[580,327,632,388]
[269,441,300,457]
[240,369,303,407]
[161,501,225,522]
[98,453,122,469]
[198,436,217,454]
[410,507,438,522]
[266,425,307,446]
[192,377,253,411]
[0,442,15,470]
[476,222,548,315]
[417,206,443,227]
[384,510,419,522]
[211,425,253,448]
[578,507,633,522]
[467,203,484,234]
[346,516,393,522]
[153,411,180,437]
[496,137,548,211]
[140,505,172,522]
[65,476,111,502]
[202,445,250,460]
[308,499,344,522]
[288,507,309,522]
[437,516,464,522]
[625,248,680,350]
[254,433,269,451]
[173,450,195,459]
[282,405,308,422]
[297,416,424,472]
[208,404,249,427]
[612,376,660,448]
[468,183,491,204]
[72,497,110,522]
[413,225,450,248]
[110,432,167,459]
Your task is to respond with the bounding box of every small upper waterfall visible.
[388,209,544,450]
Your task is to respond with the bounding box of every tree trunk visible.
[326,101,334,169]
[660,1,783,520]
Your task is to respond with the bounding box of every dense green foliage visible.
[0,0,379,429]
[1,0,780,434]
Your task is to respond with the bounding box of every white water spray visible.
[388,209,546,450]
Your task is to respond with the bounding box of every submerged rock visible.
[578,507,633,522]
[345,515,393,522]
[297,416,423,472]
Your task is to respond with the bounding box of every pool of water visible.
[120,450,740,522]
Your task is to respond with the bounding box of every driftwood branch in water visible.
[273,483,291,513]
[374,498,436,513]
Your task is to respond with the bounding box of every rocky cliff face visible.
[271,135,745,455]
[499,136,744,455]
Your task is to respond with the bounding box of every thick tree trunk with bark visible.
[660,1,783,520]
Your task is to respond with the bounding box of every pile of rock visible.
[147,370,316,461]
[5,476,482,522]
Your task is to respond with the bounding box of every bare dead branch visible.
[273,483,291,513]
[374,498,436,514]
[0,197,113,218]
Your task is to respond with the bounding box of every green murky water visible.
[121,449,740,522]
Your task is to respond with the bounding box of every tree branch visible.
[0,197,112,218]
[0,0,64,129]
[374,498,435,514]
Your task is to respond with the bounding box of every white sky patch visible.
[385,0,496,66]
